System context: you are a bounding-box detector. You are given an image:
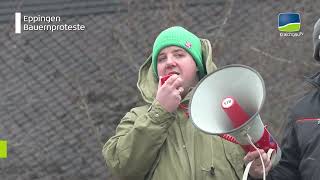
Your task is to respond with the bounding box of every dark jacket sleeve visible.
[266,111,301,180]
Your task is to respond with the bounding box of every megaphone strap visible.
[178,103,189,118]
[220,134,239,144]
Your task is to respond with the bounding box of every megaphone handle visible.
[242,134,267,180]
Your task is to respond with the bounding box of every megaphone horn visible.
[189,64,281,166]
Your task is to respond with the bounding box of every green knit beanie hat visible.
[152,26,205,78]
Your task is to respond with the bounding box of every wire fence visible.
[0,0,319,179]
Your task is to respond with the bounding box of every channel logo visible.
[278,13,301,32]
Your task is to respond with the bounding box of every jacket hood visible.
[137,39,217,104]
[305,71,320,89]
[313,18,320,61]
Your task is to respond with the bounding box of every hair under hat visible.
[151,26,205,78]
[313,18,320,61]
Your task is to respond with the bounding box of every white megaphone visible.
[189,64,281,167]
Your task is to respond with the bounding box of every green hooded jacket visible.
[103,39,245,180]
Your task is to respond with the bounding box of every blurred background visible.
[0,0,320,179]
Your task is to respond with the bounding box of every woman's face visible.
[157,46,199,95]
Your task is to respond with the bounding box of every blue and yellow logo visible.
[278,13,301,32]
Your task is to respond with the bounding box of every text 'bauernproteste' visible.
[23,15,86,32]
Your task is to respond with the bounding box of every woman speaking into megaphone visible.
[102,26,271,180]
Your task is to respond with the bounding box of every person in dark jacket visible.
[245,18,320,180]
